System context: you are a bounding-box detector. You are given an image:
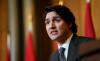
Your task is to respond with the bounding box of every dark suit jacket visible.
[49,35,99,61]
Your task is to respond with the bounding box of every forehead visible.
[45,11,59,19]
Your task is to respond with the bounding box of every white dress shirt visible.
[58,34,73,60]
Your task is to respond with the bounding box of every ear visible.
[69,23,72,29]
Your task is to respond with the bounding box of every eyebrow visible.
[45,15,61,21]
[53,16,61,18]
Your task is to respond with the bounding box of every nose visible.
[50,21,56,29]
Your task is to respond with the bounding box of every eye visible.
[54,16,62,22]
[45,19,50,24]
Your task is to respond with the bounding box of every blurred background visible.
[0,0,100,61]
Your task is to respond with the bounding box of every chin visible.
[49,35,59,40]
[50,37,58,41]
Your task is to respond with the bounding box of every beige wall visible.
[52,0,100,38]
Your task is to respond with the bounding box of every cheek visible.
[57,23,68,33]
[46,26,49,33]
[56,21,66,30]
[60,26,66,32]
[46,26,48,32]
[57,24,65,32]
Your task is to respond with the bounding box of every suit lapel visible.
[50,50,60,61]
[67,35,79,61]
[50,35,80,61]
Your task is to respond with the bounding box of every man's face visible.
[45,11,72,41]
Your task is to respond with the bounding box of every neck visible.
[58,32,73,44]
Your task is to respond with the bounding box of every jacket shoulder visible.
[77,36,94,43]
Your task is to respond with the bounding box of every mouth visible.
[50,30,58,35]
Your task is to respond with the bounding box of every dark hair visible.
[44,5,77,33]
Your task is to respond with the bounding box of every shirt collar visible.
[58,33,73,50]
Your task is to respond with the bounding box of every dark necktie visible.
[59,47,66,61]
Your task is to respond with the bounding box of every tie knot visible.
[59,47,66,61]
[59,47,65,54]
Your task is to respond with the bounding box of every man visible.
[44,5,94,61]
